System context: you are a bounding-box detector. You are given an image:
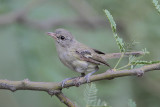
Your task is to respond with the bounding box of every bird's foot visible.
[61,77,76,88]
[61,74,86,87]
[84,73,92,83]
[84,68,98,83]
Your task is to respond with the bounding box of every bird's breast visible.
[57,48,97,73]
[58,50,75,70]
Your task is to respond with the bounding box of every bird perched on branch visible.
[47,29,111,87]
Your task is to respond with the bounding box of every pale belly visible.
[72,60,97,73]
[58,51,97,73]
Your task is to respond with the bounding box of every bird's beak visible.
[47,32,57,39]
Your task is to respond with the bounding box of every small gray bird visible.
[47,28,111,87]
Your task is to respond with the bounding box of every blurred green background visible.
[0,0,160,107]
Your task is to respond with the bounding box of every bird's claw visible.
[61,79,67,88]
[61,77,78,87]
[61,78,73,87]
[84,69,98,83]
[84,74,91,83]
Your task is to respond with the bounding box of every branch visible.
[55,92,77,107]
[0,63,159,106]
[0,63,159,91]
[104,51,146,59]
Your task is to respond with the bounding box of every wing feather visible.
[76,49,111,67]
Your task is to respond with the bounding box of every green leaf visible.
[153,0,160,14]
[129,55,137,64]
[84,83,98,106]
[128,99,136,107]
[104,9,125,52]
[131,60,160,65]
[113,33,125,52]
[84,83,111,107]
[104,9,116,32]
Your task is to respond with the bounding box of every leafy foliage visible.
[104,9,116,32]
[104,9,125,52]
[84,83,97,106]
[104,9,160,70]
[83,83,137,107]
[84,83,111,107]
[153,0,160,14]
[131,60,160,65]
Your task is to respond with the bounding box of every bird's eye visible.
[60,36,65,40]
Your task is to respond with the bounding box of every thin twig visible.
[114,52,124,69]
[104,51,146,59]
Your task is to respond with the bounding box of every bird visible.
[47,28,111,87]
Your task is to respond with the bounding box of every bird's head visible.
[47,28,75,48]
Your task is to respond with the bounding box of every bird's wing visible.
[92,48,105,54]
[76,49,111,67]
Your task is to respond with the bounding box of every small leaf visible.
[113,33,125,52]
[131,60,160,65]
[104,9,125,52]
[129,55,136,63]
[84,83,111,107]
[104,9,116,32]
[84,83,98,106]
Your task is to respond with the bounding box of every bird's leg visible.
[61,77,77,87]
[84,67,99,83]
[62,73,86,87]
